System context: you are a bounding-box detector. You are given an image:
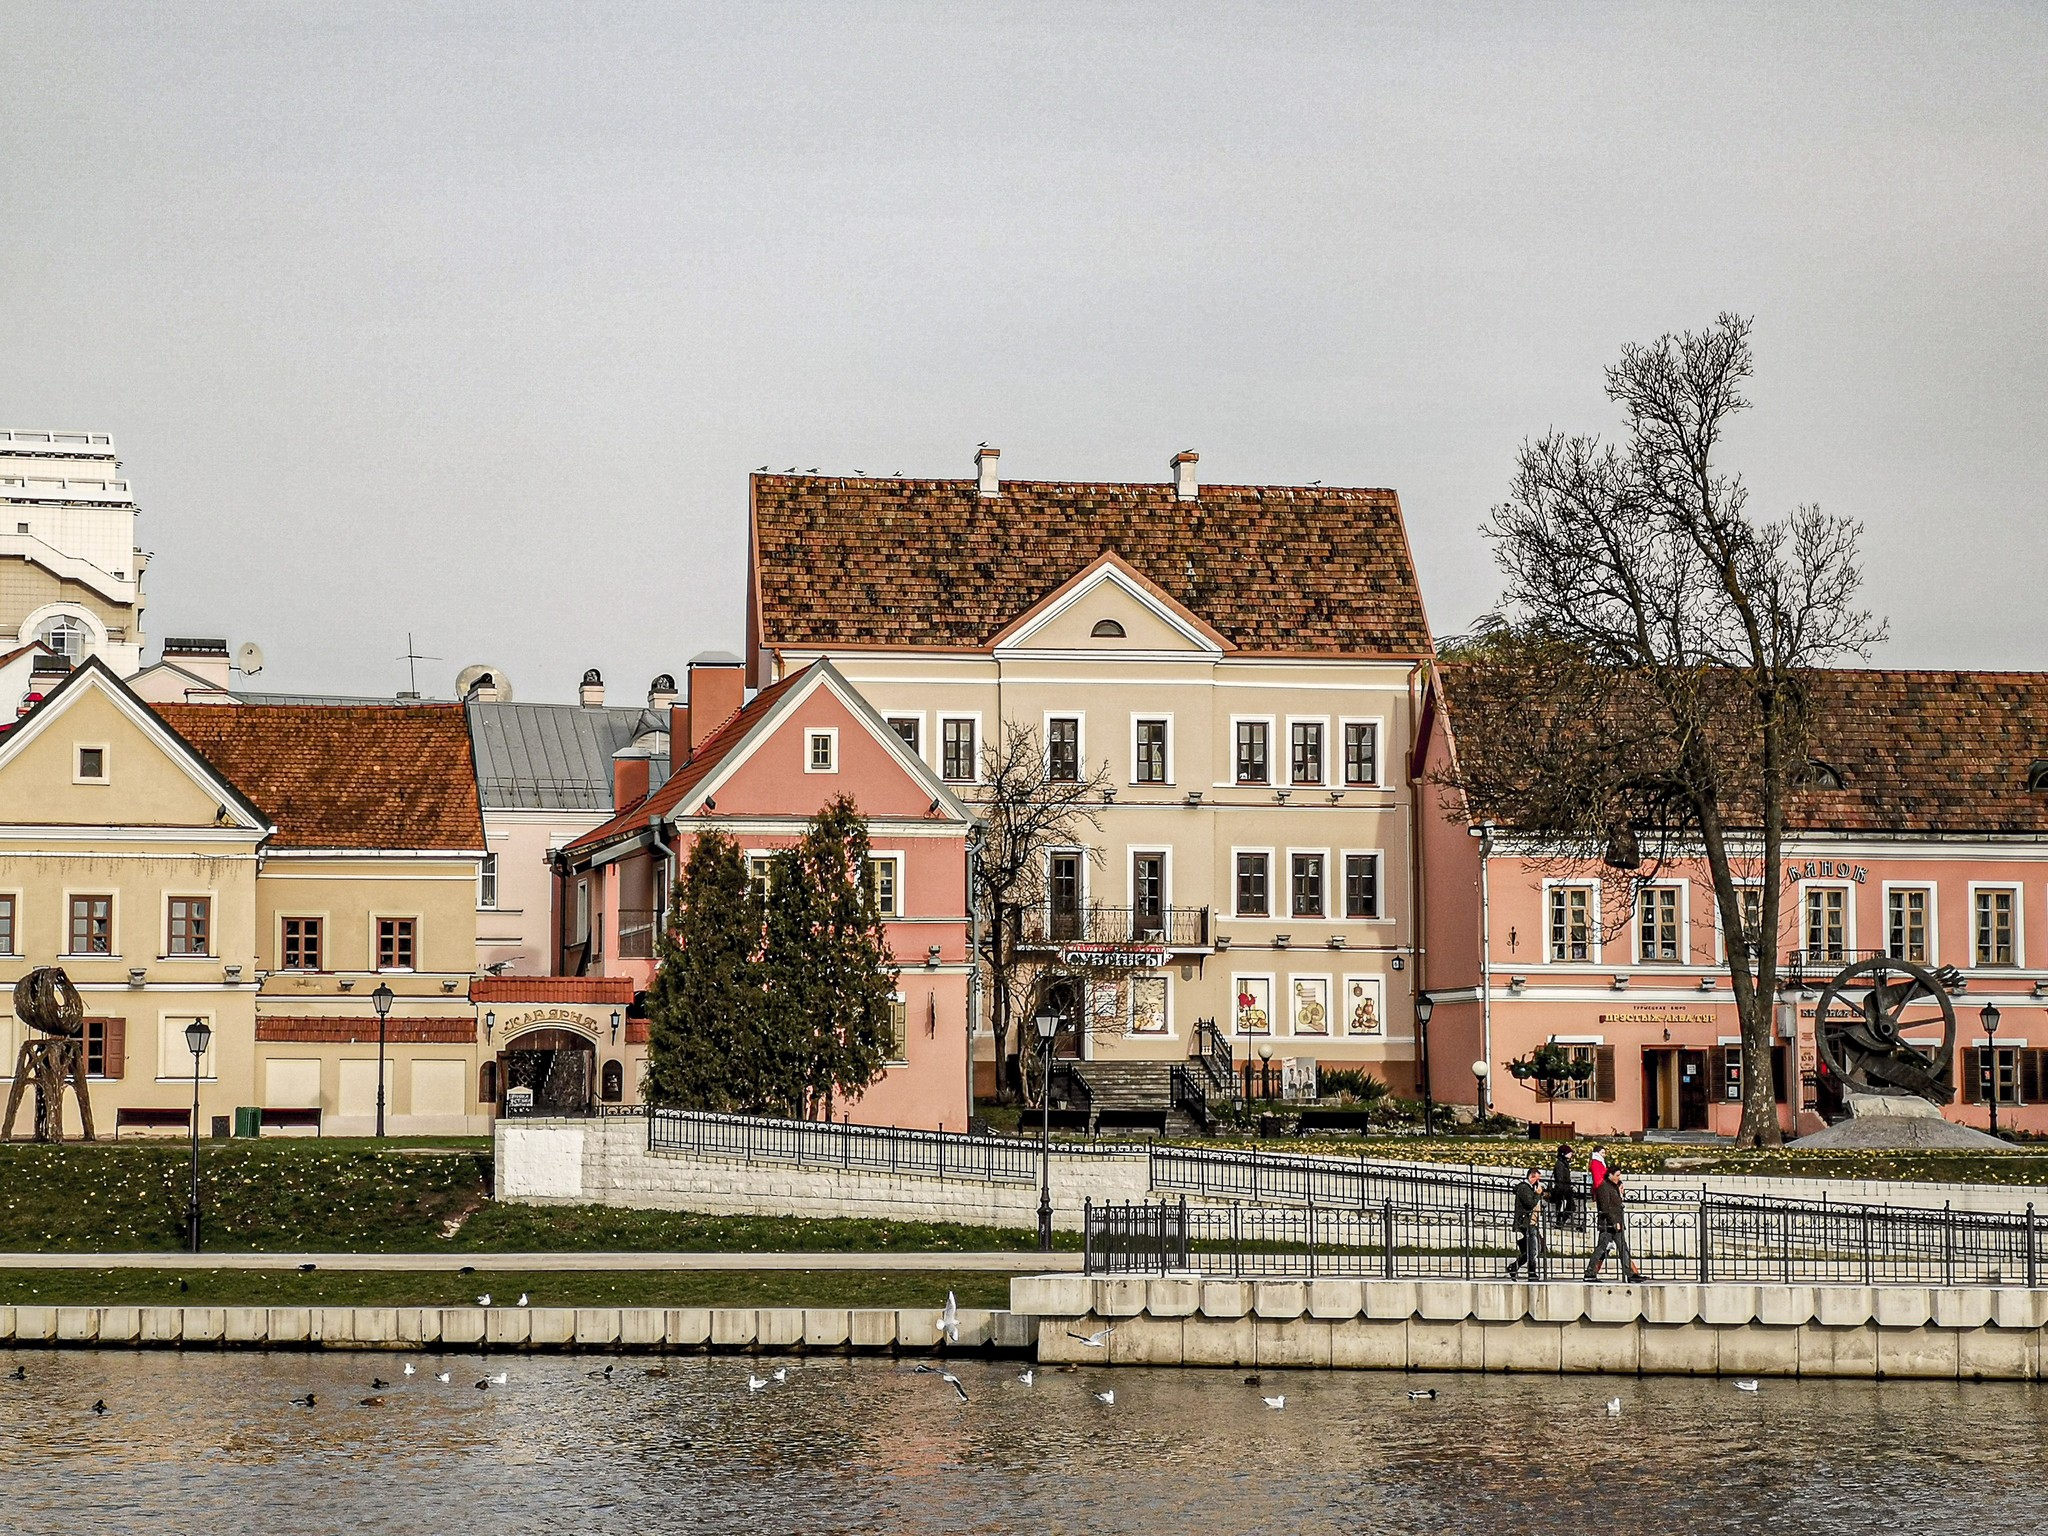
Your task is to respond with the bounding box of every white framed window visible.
[1233,848,1273,918]
[885,714,924,757]
[74,743,110,784]
[164,894,214,958]
[1131,714,1172,786]
[1635,883,1684,964]
[1232,716,1275,786]
[1801,884,1851,964]
[939,716,980,783]
[1046,715,1083,783]
[157,1011,217,1082]
[0,892,16,957]
[34,611,93,664]
[375,916,418,972]
[479,853,499,910]
[1130,848,1170,937]
[748,854,776,903]
[1884,884,1933,964]
[1287,974,1332,1036]
[1972,884,2021,967]
[1549,1034,1606,1101]
[1288,849,1327,919]
[1127,974,1169,1036]
[1231,973,1275,1037]
[574,879,591,942]
[1286,716,1328,787]
[1341,851,1382,919]
[65,890,115,957]
[1547,883,1595,962]
[868,854,903,917]
[1340,718,1382,788]
[805,727,839,774]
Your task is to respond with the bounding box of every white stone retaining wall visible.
[1014,1275,2048,1379]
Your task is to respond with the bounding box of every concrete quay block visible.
[668,1309,712,1347]
[1874,1288,1934,1330]
[442,1309,486,1346]
[1638,1324,1717,1376]
[1584,1286,1643,1325]
[353,1308,398,1347]
[1096,1279,1152,1319]
[182,1309,225,1344]
[316,1308,361,1345]
[1179,1316,1255,1368]
[954,1308,997,1347]
[1328,1318,1408,1370]
[1109,1315,1187,1365]
[1415,1282,1472,1323]
[1699,1286,1762,1326]
[12,1307,55,1343]
[98,1308,140,1346]
[1200,1281,1253,1319]
[991,1312,1037,1352]
[223,1308,268,1344]
[1253,1281,1308,1320]
[710,1310,758,1349]
[1146,1277,1205,1318]
[1875,1326,1959,1380]
[1480,1319,1563,1373]
[1406,1319,1485,1373]
[265,1308,310,1344]
[484,1310,530,1348]
[1993,1290,2048,1330]
[1642,1285,1701,1326]
[1756,1287,1816,1328]
[801,1309,850,1348]
[396,1308,437,1346]
[1713,1325,1797,1378]
[1529,1283,1589,1324]
[138,1308,182,1345]
[1957,1326,2034,1381]
[1254,1316,1333,1369]
[1561,1322,1640,1375]
[1008,1275,1090,1318]
[572,1308,622,1347]
[1795,1323,1876,1378]
[1932,1290,1995,1331]
[897,1309,943,1348]
[1815,1287,1874,1328]
[621,1308,670,1349]
[1362,1281,1419,1321]
[1468,1282,1521,1323]
[848,1309,897,1349]
[1306,1279,1365,1320]
[56,1307,100,1343]
[518,1308,569,1346]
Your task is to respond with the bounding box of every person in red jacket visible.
[1588,1145,1609,1193]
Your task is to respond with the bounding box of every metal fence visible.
[647,1107,1052,1184]
[1085,1192,2048,1287]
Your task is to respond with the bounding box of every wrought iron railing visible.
[1193,1017,1237,1100]
[1013,904,1210,950]
[1779,946,1892,986]
[1168,1064,1210,1132]
[646,1106,1105,1184]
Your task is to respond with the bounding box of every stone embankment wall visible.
[0,1302,1032,1354]
[1015,1275,2048,1380]
[497,1118,1151,1231]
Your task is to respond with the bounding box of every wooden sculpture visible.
[3,968,95,1142]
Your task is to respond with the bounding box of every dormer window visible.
[2029,760,2048,792]
[1090,619,1126,638]
[1800,758,1846,789]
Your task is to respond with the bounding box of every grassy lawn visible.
[0,1267,1015,1310]
[0,1140,1075,1254]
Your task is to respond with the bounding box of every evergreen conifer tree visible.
[643,829,763,1110]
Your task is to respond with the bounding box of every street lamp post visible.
[1472,1058,1491,1120]
[1415,992,1437,1136]
[1982,1002,2003,1139]
[1034,1010,1058,1253]
[371,982,394,1138]
[184,1019,211,1254]
[1257,1041,1274,1101]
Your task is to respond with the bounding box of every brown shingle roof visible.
[471,976,636,1004]
[750,475,1432,656]
[154,703,484,851]
[256,1016,476,1043]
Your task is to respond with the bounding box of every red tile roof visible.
[256,1016,476,1043]
[471,976,636,1004]
[750,475,1432,656]
[154,703,485,851]
[564,666,812,856]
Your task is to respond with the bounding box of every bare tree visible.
[971,719,1111,1104]
[1446,314,1884,1146]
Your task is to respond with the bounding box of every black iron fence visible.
[646,1107,1086,1184]
[1085,1192,2048,1287]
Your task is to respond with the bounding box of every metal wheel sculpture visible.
[1812,956,1959,1104]
[2,967,96,1142]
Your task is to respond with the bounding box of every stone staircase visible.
[1070,1061,1205,1137]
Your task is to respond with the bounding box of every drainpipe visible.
[966,822,984,1132]
[1471,821,1495,1117]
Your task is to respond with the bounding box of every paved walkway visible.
[0,1250,1084,1272]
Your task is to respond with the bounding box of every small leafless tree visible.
[972,719,1111,1104]
[1446,314,1884,1146]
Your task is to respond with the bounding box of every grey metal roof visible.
[467,700,670,811]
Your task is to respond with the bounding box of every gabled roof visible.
[0,655,270,832]
[467,700,669,811]
[565,660,970,859]
[155,701,485,851]
[989,551,1232,655]
[750,473,1432,657]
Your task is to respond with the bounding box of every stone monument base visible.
[1795,1090,2008,1150]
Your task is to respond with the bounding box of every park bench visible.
[1296,1109,1375,1134]
[1095,1108,1169,1137]
[1040,1108,1091,1133]
[113,1106,191,1139]
[259,1106,323,1136]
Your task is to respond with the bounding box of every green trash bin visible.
[234,1106,263,1139]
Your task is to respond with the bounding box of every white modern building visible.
[0,428,149,677]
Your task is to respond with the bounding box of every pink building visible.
[1420,669,2048,1138]
[556,658,975,1131]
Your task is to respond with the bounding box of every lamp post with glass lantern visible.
[184,1019,211,1253]
[1257,1041,1274,1101]
[371,982,394,1138]
[1472,1058,1491,1120]
[1982,1002,2003,1138]
[1415,992,1436,1136]
[1034,1010,1058,1252]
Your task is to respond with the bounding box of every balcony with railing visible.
[618,908,661,960]
[1012,903,1211,953]
[1780,946,1895,987]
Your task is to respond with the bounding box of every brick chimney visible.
[686,651,745,752]
[669,703,690,756]
[975,445,1000,499]
[612,747,652,808]
[1171,449,1199,501]
[579,668,605,707]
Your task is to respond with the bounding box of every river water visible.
[2,1349,2044,1535]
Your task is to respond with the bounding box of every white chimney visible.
[579,668,605,707]
[1171,450,1199,501]
[648,673,678,710]
[975,445,1000,499]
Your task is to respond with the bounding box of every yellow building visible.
[0,658,489,1137]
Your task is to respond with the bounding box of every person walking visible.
[1585,1169,1643,1283]
[1507,1167,1546,1280]
[1550,1143,1577,1224]
[1588,1144,1609,1194]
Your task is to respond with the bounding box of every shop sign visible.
[1599,1010,1718,1026]
[1056,945,1167,970]
[497,1006,601,1036]
[1783,860,1868,884]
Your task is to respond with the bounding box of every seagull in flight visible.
[938,1291,960,1344]
[1263,1395,1286,1410]
[1094,1389,1115,1405]
[1066,1324,1115,1348]
[435,1371,451,1384]
[940,1370,969,1403]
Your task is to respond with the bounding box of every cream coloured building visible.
[0,428,148,677]
[747,451,1437,1097]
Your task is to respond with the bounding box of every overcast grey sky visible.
[5,2,2044,700]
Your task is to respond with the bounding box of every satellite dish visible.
[457,663,512,703]
[234,641,265,676]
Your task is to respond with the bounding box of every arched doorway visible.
[500,1027,597,1117]
[1018,974,1088,1104]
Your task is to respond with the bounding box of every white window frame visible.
[62,886,118,960]
[1632,880,1687,965]
[938,713,982,784]
[1127,846,1173,933]
[373,913,420,973]
[1230,971,1277,1038]
[805,726,839,774]
[868,852,905,918]
[1129,712,1173,787]
[478,852,500,910]
[574,879,591,943]
[162,889,219,960]
[1543,879,1600,964]
[1232,846,1274,919]
[1044,711,1085,784]
[0,890,20,958]
[886,990,909,1066]
[1286,847,1330,921]
[278,912,327,972]
[1714,881,1768,965]
[1969,881,2023,969]
[1880,881,1937,967]
[1548,1033,1606,1102]
[1338,716,1386,789]
[157,1009,217,1084]
[73,741,111,785]
[1338,848,1386,921]
[1797,881,1855,965]
[1229,714,1277,787]
[1285,971,1335,1038]
[1124,971,1172,1038]
[1285,715,1330,789]
[883,712,926,761]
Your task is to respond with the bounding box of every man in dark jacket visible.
[1585,1171,1643,1283]
[1506,1168,1545,1280]
[1550,1143,1577,1224]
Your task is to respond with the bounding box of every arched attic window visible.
[2027,759,2048,793]
[1800,759,1847,790]
[1090,619,1126,638]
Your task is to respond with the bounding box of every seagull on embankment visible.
[476,1293,492,1308]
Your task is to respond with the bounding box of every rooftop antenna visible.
[397,633,440,700]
